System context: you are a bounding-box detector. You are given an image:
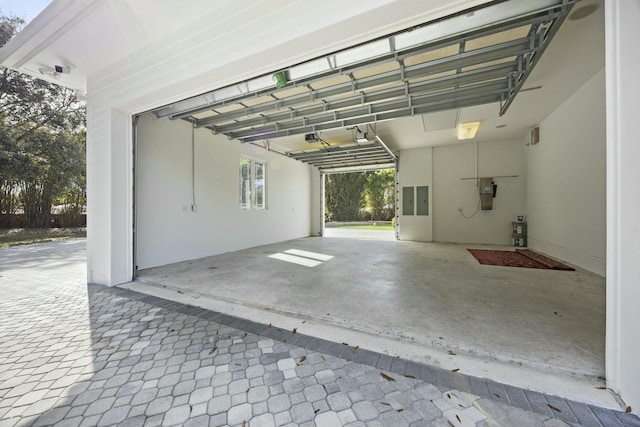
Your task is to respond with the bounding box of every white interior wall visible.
[605,0,640,414]
[136,114,314,270]
[432,139,526,244]
[525,69,606,275]
[310,170,322,237]
[397,147,433,241]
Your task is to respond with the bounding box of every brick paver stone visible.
[0,240,638,427]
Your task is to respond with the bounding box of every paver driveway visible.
[1,239,638,427]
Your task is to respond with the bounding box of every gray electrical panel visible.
[416,186,428,216]
[402,186,414,215]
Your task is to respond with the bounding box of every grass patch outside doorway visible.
[325,222,393,231]
[0,228,86,248]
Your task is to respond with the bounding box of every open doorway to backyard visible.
[323,169,395,241]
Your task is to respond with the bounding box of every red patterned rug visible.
[467,248,575,270]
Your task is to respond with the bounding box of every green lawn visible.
[0,228,86,248]
[328,223,394,231]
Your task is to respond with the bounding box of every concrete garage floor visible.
[127,237,609,406]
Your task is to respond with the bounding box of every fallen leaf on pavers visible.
[380,402,390,406]
[626,406,632,413]
[299,356,307,363]
[177,290,184,294]
[596,386,607,390]
[209,346,217,355]
[342,342,349,346]
[351,346,359,353]
[302,321,306,324]
[456,414,461,423]
[380,373,396,382]
[321,355,325,361]
[235,363,241,366]
[448,421,455,427]
[292,328,297,334]
[106,346,114,350]
[494,393,501,399]
[404,374,416,379]
[451,368,460,373]
[314,408,320,414]
[548,404,562,412]
[448,351,456,356]
[554,311,558,315]
[396,409,404,413]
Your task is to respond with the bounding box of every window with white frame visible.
[239,157,267,210]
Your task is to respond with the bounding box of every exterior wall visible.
[86,104,133,285]
[525,69,606,275]
[135,114,314,270]
[605,0,640,414]
[432,140,526,245]
[397,147,433,241]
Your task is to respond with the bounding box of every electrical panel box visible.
[416,186,429,216]
[402,186,414,215]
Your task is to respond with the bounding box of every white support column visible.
[605,0,640,413]
[86,103,133,286]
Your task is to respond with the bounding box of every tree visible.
[364,169,395,220]
[325,172,368,221]
[0,15,86,228]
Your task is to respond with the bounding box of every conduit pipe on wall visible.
[474,140,479,190]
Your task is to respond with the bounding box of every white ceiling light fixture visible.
[457,121,481,140]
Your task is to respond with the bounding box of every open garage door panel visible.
[149,0,576,170]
